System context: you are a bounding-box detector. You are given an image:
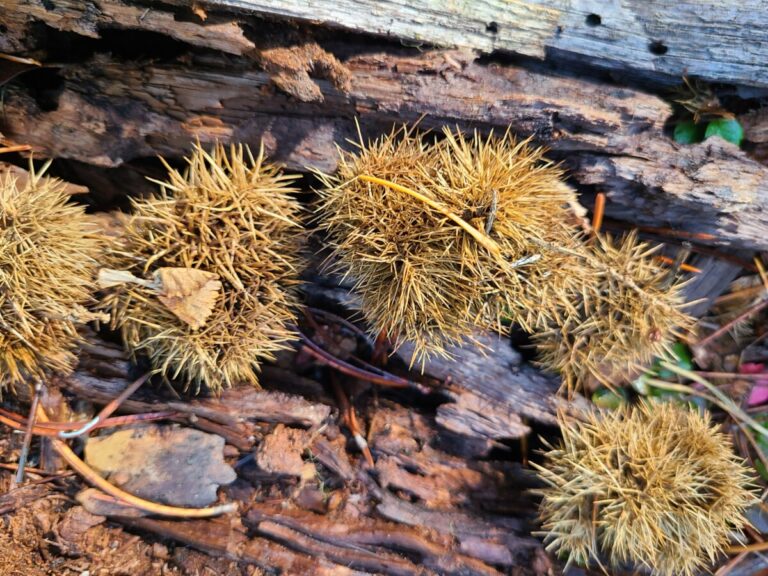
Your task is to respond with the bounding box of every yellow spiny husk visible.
[316,125,585,365]
[534,231,696,394]
[0,161,101,390]
[98,142,304,393]
[534,403,756,576]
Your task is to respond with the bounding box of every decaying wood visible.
[205,0,768,88]
[70,340,331,430]
[8,0,768,88]
[302,281,584,438]
[2,0,255,55]
[1,3,766,573]
[2,3,768,250]
[61,329,549,575]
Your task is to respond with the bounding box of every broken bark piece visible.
[85,425,236,507]
[0,483,52,515]
[54,506,106,555]
[395,331,589,429]
[122,514,368,575]
[77,488,150,518]
[246,506,515,576]
[254,424,313,476]
[308,437,355,482]
[436,391,531,440]
[254,39,352,102]
[375,492,536,569]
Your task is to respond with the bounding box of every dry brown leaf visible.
[85,425,236,508]
[154,267,222,330]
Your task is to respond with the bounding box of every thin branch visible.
[14,381,42,485]
[695,298,768,349]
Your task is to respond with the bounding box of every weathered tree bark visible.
[1,0,768,251]
[8,0,768,87]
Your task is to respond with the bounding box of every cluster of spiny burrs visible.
[98,142,304,393]
[0,161,101,390]
[534,402,756,576]
[316,125,585,366]
[534,231,696,393]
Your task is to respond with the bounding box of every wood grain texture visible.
[1,0,254,55]
[65,334,550,575]
[207,0,768,86]
[1,41,766,250]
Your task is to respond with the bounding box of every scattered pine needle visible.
[591,192,605,235]
[0,144,32,155]
[754,257,768,291]
[358,174,503,258]
[656,255,701,273]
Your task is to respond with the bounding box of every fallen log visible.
[1,3,768,250]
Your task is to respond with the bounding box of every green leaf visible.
[671,342,693,370]
[753,415,768,481]
[658,342,693,378]
[592,387,628,410]
[674,120,705,144]
[704,118,744,146]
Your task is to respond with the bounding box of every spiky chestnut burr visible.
[533,231,695,393]
[0,161,101,390]
[534,402,756,576]
[316,125,584,365]
[99,142,304,393]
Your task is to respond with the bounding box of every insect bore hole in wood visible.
[585,14,602,27]
[649,40,669,55]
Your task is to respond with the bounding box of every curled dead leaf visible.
[153,267,222,330]
[98,267,222,329]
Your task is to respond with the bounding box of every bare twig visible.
[58,372,151,438]
[14,381,42,485]
[299,331,420,389]
[696,298,768,349]
[591,192,605,236]
[329,375,374,467]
